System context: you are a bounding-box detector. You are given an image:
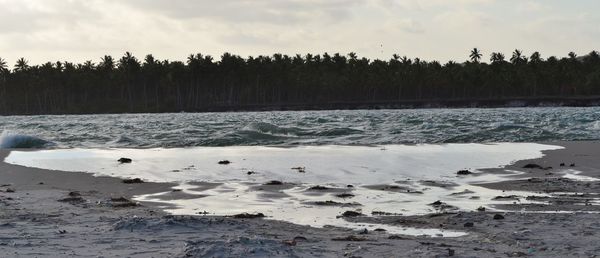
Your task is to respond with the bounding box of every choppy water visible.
[1,107,600,149]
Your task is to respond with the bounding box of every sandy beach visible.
[2,142,600,257]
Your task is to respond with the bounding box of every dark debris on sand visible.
[232,213,265,219]
[118,158,132,163]
[122,178,144,184]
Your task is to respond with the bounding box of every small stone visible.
[456,170,473,175]
[464,222,474,227]
[218,160,231,165]
[118,158,132,163]
[477,206,486,212]
[493,214,505,220]
[122,178,144,184]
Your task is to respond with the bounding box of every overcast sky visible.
[0,0,599,65]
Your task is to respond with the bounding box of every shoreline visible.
[2,142,600,257]
[2,97,600,116]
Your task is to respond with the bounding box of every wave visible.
[0,131,54,149]
[241,122,303,137]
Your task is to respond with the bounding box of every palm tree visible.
[0,57,7,72]
[14,58,29,72]
[510,49,525,64]
[469,48,482,63]
[490,52,505,63]
[529,52,542,63]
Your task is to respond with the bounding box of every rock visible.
[374,228,387,232]
[118,158,132,163]
[68,191,81,197]
[522,163,543,169]
[335,193,355,198]
[388,235,405,240]
[493,214,505,220]
[477,206,486,212]
[464,222,474,227]
[246,171,256,175]
[358,228,368,235]
[456,170,473,175]
[308,185,330,190]
[347,184,354,188]
[232,213,265,219]
[217,160,231,165]
[560,163,565,167]
[5,188,15,193]
[122,178,144,184]
[339,210,363,217]
[264,180,283,185]
[430,200,443,206]
[291,167,306,173]
[570,163,576,167]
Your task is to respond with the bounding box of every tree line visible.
[0,49,599,115]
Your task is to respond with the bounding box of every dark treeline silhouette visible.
[0,49,599,115]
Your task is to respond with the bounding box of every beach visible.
[1,141,600,257]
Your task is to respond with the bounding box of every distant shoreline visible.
[2,96,600,116]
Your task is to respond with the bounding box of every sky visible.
[0,0,599,65]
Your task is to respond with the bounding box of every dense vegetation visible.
[0,49,599,114]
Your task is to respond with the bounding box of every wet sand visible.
[2,142,600,257]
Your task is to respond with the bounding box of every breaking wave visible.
[0,131,54,149]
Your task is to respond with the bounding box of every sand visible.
[1,142,600,257]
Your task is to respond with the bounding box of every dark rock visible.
[560,163,565,167]
[335,193,355,198]
[374,228,387,232]
[340,210,363,217]
[118,158,132,163]
[68,191,81,197]
[246,171,256,175]
[388,235,405,240]
[308,185,330,190]
[477,206,486,212]
[570,163,576,167]
[291,167,306,173]
[456,170,473,175]
[232,213,265,219]
[122,178,144,184]
[493,195,519,201]
[493,214,505,220]
[347,185,354,188]
[5,188,15,193]
[217,160,231,165]
[464,222,474,227]
[522,163,543,169]
[429,200,443,206]
[264,180,283,185]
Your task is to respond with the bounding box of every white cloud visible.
[0,0,598,65]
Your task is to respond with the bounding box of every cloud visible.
[0,0,598,65]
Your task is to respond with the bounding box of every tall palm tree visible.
[510,49,525,64]
[529,52,542,63]
[490,52,505,63]
[470,48,482,63]
[14,58,29,72]
[0,57,7,72]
